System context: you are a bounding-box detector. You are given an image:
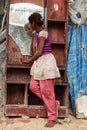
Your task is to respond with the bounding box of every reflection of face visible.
[25,24,33,37]
[30,22,36,31]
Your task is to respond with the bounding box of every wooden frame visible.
[4,0,68,117]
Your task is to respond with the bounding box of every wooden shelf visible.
[51,42,66,45]
[7,64,66,70]
[48,19,67,24]
[5,0,69,117]
[7,80,68,86]
[7,81,29,84]
[55,82,68,86]
[48,23,66,44]
[7,64,30,69]
[58,65,66,70]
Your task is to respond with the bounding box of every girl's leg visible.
[30,77,59,127]
[39,79,57,122]
[29,76,42,99]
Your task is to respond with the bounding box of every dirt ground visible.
[0,109,87,130]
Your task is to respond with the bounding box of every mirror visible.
[7,0,45,64]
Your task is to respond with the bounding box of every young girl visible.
[21,12,60,127]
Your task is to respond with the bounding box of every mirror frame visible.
[6,0,47,64]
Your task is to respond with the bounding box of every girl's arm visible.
[28,36,45,63]
[32,36,36,54]
[21,36,45,64]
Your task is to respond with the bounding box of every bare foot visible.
[44,120,56,127]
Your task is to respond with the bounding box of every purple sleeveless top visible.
[35,32,51,55]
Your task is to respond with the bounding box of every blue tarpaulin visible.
[67,20,87,113]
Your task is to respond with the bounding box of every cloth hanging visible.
[67,20,87,114]
[69,0,87,26]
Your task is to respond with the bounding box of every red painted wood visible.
[48,0,67,20]
[48,23,66,44]
[7,84,25,104]
[5,0,69,117]
[7,67,30,84]
[10,0,44,7]
[5,105,68,118]
[52,45,66,66]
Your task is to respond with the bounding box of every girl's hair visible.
[28,12,44,26]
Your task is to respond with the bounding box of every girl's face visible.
[30,21,36,31]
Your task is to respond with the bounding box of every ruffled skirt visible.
[30,53,60,80]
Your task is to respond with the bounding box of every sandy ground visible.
[0,110,87,130]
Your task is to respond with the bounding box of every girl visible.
[21,12,60,127]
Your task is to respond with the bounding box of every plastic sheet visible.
[69,0,87,25]
[67,20,87,113]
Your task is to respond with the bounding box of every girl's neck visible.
[36,26,43,33]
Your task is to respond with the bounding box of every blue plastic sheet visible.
[67,20,87,113]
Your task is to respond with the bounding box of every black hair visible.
[28,12,44,26]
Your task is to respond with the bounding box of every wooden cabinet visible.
[4,0,68,117]
[47,0,69,106]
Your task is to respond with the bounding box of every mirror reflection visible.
[9,3,44,56]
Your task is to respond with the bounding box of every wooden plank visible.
[7,67,30,84]
[48,23,65,44]
[6,84,25,104]
[10,0,44,7]
[4,105,68,118]
[48,0,68,20]
[24,84,28,105]
[51,45,66,66]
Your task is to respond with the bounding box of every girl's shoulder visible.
[39,30,48,39]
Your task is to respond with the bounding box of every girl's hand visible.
[21,56,30,64]
[27,61,33,68]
